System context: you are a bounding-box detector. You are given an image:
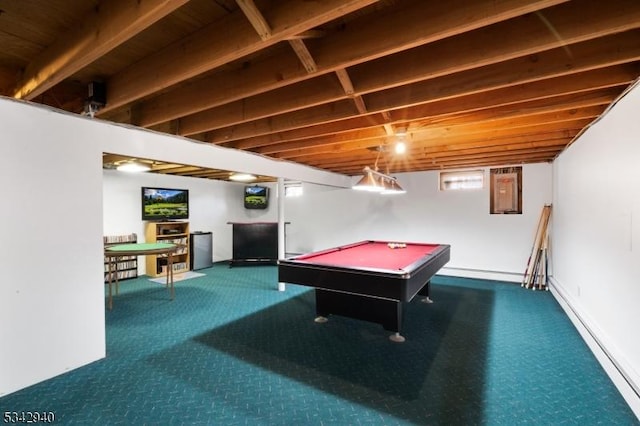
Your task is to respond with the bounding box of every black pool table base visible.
[313,283,433,343]
[315,313,408,342]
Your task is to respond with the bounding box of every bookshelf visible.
[103,233,138,282]
[144,221,190,277]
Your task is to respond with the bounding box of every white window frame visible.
[439,170,484,191]
[284,181,303,197]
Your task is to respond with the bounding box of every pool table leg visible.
[389,333,406,343]
[418,280,433,303]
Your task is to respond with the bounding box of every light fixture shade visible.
[116,160,150,173]
[229,172,257,182]
[352,170,383,191]
[381,178,406,194]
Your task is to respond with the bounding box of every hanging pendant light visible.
[352,168,384,192]
[381,178,406,194]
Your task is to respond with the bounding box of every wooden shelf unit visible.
[103,233,138,282]
[144,221,190,277]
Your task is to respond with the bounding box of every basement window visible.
[285,181,303,197]
[439,170,484,191]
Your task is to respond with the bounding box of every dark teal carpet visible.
[1,265,637,425]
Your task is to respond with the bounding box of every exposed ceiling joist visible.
[13,0,189,100]
[1,0,638,182]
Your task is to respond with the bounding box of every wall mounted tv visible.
[244,185,269,209]
[141,187,189,221]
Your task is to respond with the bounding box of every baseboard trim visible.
[439,266,523,283]
[548,277,640,420]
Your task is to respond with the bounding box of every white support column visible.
[277,177,286,291]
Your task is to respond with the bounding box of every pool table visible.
[278,240,450,342]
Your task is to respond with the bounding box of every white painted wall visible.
[0,96,345,397]
[4,80,640,417]
[552,81,640,414]
[284,163,553,282]
[103,170,277,268]
[0,99,105,396]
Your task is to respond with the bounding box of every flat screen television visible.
[244,185,269,209]
[141,187,189,221]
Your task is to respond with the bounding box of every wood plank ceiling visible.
[1,0,639,182]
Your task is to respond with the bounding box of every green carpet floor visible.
[1,264,637,425]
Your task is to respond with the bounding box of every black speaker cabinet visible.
[229,222,278,267]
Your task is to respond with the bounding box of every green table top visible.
[105,242,176,253]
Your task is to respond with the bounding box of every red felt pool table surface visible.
[293,240,441,272]
[278,240,451,341]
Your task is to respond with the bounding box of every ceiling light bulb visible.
[229,173,257,182]
[116,161,150,173]
[395,141,406,154]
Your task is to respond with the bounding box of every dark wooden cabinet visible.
[228,222,278,266]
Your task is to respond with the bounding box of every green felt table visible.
[104,243,178,310]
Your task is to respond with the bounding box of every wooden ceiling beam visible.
[28,79,87,112]
[98,0,378,113]
[154,166,203,174]
[365,33,640,111]
[352,96,368,115]
[12,0,189,100]
[0,66,20,96]
[254,105,601,156]
[348,0,640,95]
[288,39,318,73]
[408,151,558,167]
[309,0,568,70]
[178,74,347,137]
[327,149,564,175]
[307,139,570,168]
[241,88,619,149]
[379,66,637,125]
[222,68,631,151]
[417,144,566,161]
[409,91,616,129]
[284,30,326,40]
[223,112,388,150]
[289,138,576,170]
[274,120,591,159]
[335,152,558,174]
[158,0,637,136]
[213,99,362,146]
[334,68,368,114]
[122,0,564,128]
[200,39,640,144]
[401,107,604,140]
[289,138,579,171]
[288,130,579,163]
[335,69,355,95]
[236,0,272,41]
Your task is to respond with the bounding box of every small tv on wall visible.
[244,185,269,209]
[141,187,189,221]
